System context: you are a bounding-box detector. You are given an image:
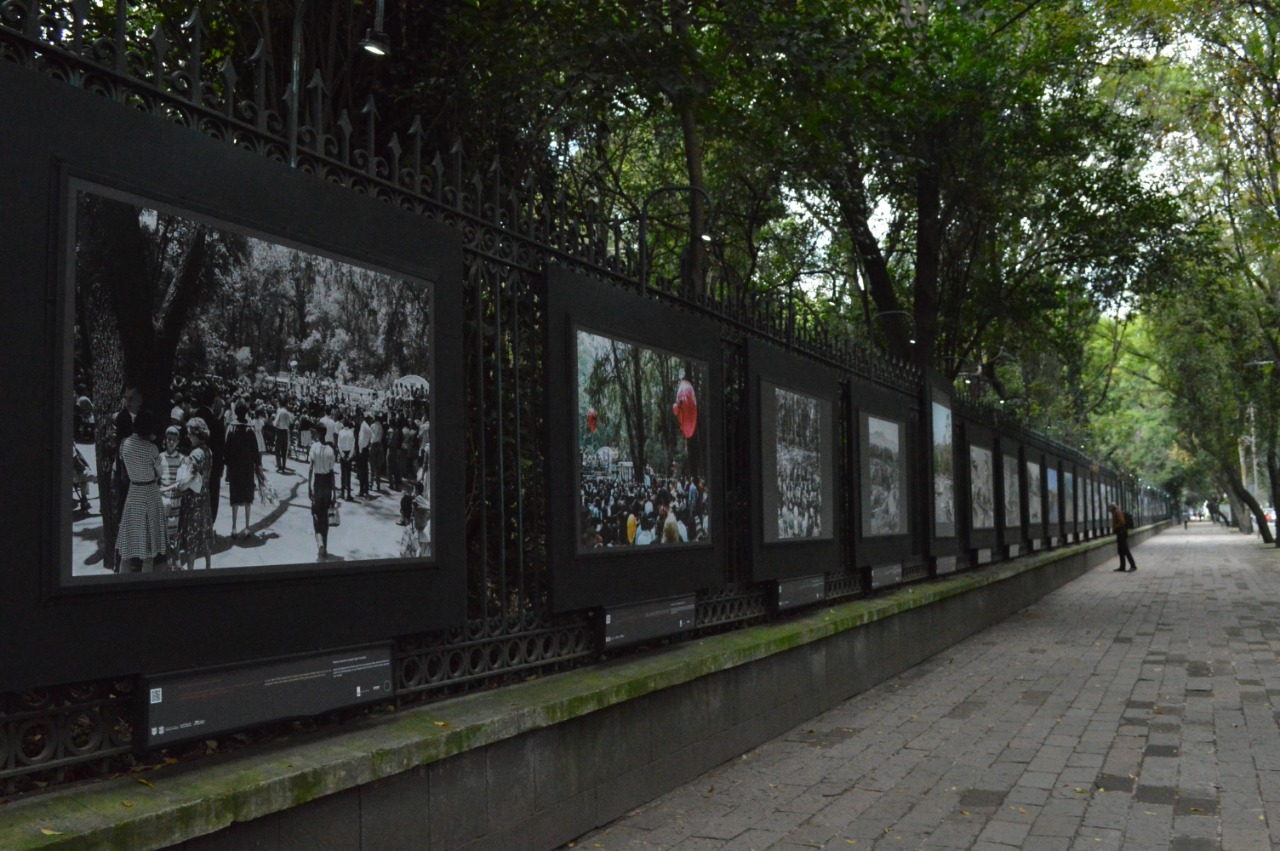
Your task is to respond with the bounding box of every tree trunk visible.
[1224,462,1272,542]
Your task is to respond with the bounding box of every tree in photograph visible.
[75,192,247,552]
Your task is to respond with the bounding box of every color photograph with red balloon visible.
[575,328,710,552]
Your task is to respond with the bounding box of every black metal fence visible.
[0,1,1168,791]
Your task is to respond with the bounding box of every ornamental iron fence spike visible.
[307,68,325,149]
[407,115,424,181]
[184,5,204,108]
[337,109,353,165]
[431,150,445,202]
[488,154,501,221]
[150,24,168,90]
[469,168,484,216]
[249,38,266,131]
[114,0,128,73]
[22,0,39,39]
[220,55,237,119]
[388,132,402,183]
[69,0,86,55]
[362,93,379,177]
[449,136,464,196]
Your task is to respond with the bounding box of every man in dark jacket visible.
[1108,502,1137,572]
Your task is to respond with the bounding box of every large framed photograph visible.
[1046,464,1060,526]
[1064,470,1076,526]
[970,444,996,530]
[763,383,834,543]
[932,400,956,538]
[575,328,711,551]
[66,183,440,581]
[546,268,724,612]
[861,414,909,538]
[1003,451,1022,531]
[1027,460,1043,525]
[747,340,842,583]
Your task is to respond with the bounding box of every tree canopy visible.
[74,0,1280,520]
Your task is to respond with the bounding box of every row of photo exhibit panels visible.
[935,392,1130,573]
[545,268,1145,651]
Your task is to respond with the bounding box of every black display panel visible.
[65,182,441,580]
[969,443,997,531]
[861,413,909,537]
[849,380,920,571]
[545,268,725,612]
[746,339,843,583]
[931,397,957,539]
[601,595,698,649]
[142,644,393,748]
[997,440,1024,545]
[960,421,999,560]
[0,66,465,690]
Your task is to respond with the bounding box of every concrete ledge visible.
[0,527,1159,850]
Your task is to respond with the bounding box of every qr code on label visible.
[150,688,163,704]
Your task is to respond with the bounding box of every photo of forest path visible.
[864,415,906,536]
[70,186,434,576]
[576,329,710,552]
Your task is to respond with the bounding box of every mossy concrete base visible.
[0,527,1161,850]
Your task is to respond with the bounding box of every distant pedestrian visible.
[1108,502,1136,572]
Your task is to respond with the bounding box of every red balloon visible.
[673,379,698,439]
[587,408,598,433]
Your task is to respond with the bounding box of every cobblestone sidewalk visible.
[564,523,1280,850]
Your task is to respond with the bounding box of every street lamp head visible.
[360,0,390,57]
[360,28,390,56]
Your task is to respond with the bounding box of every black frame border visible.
[544,267,726,613]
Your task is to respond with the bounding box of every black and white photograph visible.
[575,328,711,553]
[1003,453,1022,529]
[1047,467,1060,524]
[68,185,435,577]
[762,383,834,543]
[970,445,996,529]
[862,414,908,537]
[1027,461,1043,524]
[932,402,955,537]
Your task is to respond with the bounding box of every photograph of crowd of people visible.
[932,402,955,537]
[575,328,710,553]
[863,415,907,537]
[1027,462,1043,524]
[762,383,833,543]
[1004,454,1022,529]
[970,445,995,529]
[68,185,435,577]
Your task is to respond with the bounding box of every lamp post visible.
[288,0,389,168]
[637,185,713,289]
[871,309,917,349]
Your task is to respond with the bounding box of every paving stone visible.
[558,525,1280,850]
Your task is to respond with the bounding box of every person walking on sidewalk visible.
[1108,502,1137,572]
